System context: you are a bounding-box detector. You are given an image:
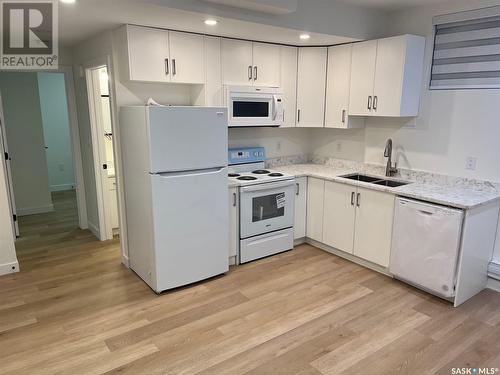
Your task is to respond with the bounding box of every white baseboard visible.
[121,254,129,268]
[50,184,75,192]
[17,204,54,216]
[488,261,500,280]
[487,277,500,292]
[87,221,100,239]
[0,260,19,276]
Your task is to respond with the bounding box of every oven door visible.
[228,92,278,127]
[240,180,295,239]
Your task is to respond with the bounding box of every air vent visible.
[201,0,297,15]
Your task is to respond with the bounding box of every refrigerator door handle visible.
[155,167,226,178]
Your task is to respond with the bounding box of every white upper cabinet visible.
[348,40,377,116]
[168,31,205,84]
[373,35,425,117]
[252,42,281,87]
[296,47,327,128]
[349,35,425,117]
[222,39,281,87]
[325,44,364,129]
[279,45,298,128]
[126,25,170,83]
[222,39,253,86]
[124,26,205,84]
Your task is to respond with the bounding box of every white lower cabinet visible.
[294,177,307,239]
[228,187,239,261]
[322,181,356,254]
[353,187,395,267]
[307,180,395,268]
[306,178,325,242]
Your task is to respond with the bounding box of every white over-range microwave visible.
[224,85,284,127]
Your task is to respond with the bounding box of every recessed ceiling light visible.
[204,19,218,26]
[60,0,76,3]
[300,34,311,40]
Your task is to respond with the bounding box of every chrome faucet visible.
[384,138,398,177]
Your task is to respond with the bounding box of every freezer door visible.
[151,167,229,292]
[148,107,228,173]
[390,198,464,298]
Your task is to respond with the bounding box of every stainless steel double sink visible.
[339,173,411,188]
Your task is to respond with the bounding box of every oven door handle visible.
[240,180,295,192]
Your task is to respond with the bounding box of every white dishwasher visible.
[390,197,464,299]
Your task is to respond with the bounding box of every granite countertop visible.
[274,164,500,210]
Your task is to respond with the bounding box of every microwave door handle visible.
[272,95,278,120]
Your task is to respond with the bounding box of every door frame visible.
[84,56,117,241]
[0,67,88,233]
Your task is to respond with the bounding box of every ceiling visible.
[336,0,452,11]
[58,0,358,47]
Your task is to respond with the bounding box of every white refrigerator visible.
[119,106,229,293]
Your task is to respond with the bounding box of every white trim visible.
[488,260,500,280]
[121,254,129,268]
[433,5,500,26]
[0,261,19,276]
[487,277,500,293]
[84,58,114,242]
[50,183,75,192]
[87,220,100,239]
[17,204,54,216]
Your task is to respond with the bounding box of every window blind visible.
[431,10,500,89]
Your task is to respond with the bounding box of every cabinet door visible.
[294,177,307,239]
[204,36,223,106]
[252,42,280,87]
[228,187,239,259]
[349,40,377,116]
[353,187,395,267]
[169,31,205,84]
[222,39,253,86]
[127,25,169,82]
[306,178,325,242]
[372,36,406,117]
[322,182,356,254]
[279,46,298,128]
[325,44,353,129]
[296,47,327,128]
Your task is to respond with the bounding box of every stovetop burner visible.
[237,176,258,181]
[252,169,270,174]
[268,172,284,177]
[228,173,240,177]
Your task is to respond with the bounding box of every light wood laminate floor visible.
[1,191,499,374]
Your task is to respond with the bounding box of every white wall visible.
[38,72,76,192]
[0,72,53,216]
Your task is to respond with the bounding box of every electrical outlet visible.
[276,141,281,152]
[465,157,477,171]
[336,141,342,152]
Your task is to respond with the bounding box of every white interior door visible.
[222,39,253,85]
[252,42,281,87]
[169,31,205,84]
[127,25,170,82]
[0,93,18,237]
[325,44,353,128]
[296,47,327,127]
[151,167,229,291]
[322,182,356,254]
[349,40,377,116]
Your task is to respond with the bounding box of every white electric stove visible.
[228,147,295,264]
